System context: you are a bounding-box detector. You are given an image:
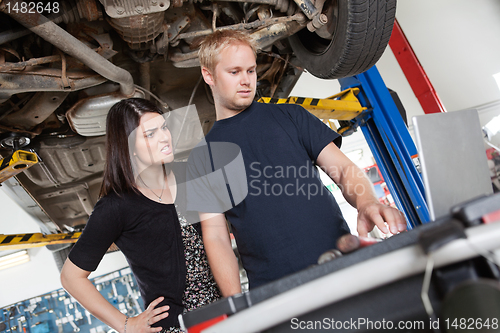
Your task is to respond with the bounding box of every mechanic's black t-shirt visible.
[69,190,186,329]
[187,101,351,288]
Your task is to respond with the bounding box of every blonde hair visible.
[198,30,257,74]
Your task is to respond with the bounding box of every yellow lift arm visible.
[257,87,367,122]
[0,149,38,184]
[0,232,81,251]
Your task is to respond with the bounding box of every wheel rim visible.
[295,0,339,56]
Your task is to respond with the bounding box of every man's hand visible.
[316,142,407,237]
[357,201,407,237]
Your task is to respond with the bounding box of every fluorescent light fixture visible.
[0,250,30,270]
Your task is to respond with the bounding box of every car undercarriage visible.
[0,0,396,253]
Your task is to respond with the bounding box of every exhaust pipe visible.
[1,0,135,96]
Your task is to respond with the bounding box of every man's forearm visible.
[317,142,406,236]
[338,164,378,210]
[200,213,242,297]
[317,142,378,210]
[204,238,242,297]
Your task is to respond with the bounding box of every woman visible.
[60,98,221,333]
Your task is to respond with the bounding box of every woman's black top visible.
[69,189,186,329]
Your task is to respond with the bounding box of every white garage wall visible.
[394,0,500,113]
[0,188,129,308]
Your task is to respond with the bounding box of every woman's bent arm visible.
[61,258,170,333]
[61,258,129,331]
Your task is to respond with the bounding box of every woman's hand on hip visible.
[127,296,170,332]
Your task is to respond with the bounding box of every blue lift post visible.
[339,66,430,229]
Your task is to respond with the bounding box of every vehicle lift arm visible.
[258,87,367,134]
[0,232,81,250]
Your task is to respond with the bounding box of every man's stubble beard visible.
[214,88,255,114]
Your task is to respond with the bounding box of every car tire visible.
[289,0,396,79]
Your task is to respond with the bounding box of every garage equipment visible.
[0,149,38,184]
[0,268,144,333]
[389,19,447,115]
[258,87,367,134]
[338,67,430,228]
[413,109,493,221]
[0,135,38,184]
[180,192,500,333]
[0,232,81,250]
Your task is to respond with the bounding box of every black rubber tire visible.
[289,0,396,79]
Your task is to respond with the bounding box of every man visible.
[188,30,407,296]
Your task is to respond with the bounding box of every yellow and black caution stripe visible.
[258,88,367,121]
[0,232,81,250]
[0,150,38,184]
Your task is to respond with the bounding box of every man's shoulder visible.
[256,101,306,117]
[257,100,304,109]
[203,102,305,138]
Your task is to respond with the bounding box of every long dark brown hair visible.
[100,98,164,197]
